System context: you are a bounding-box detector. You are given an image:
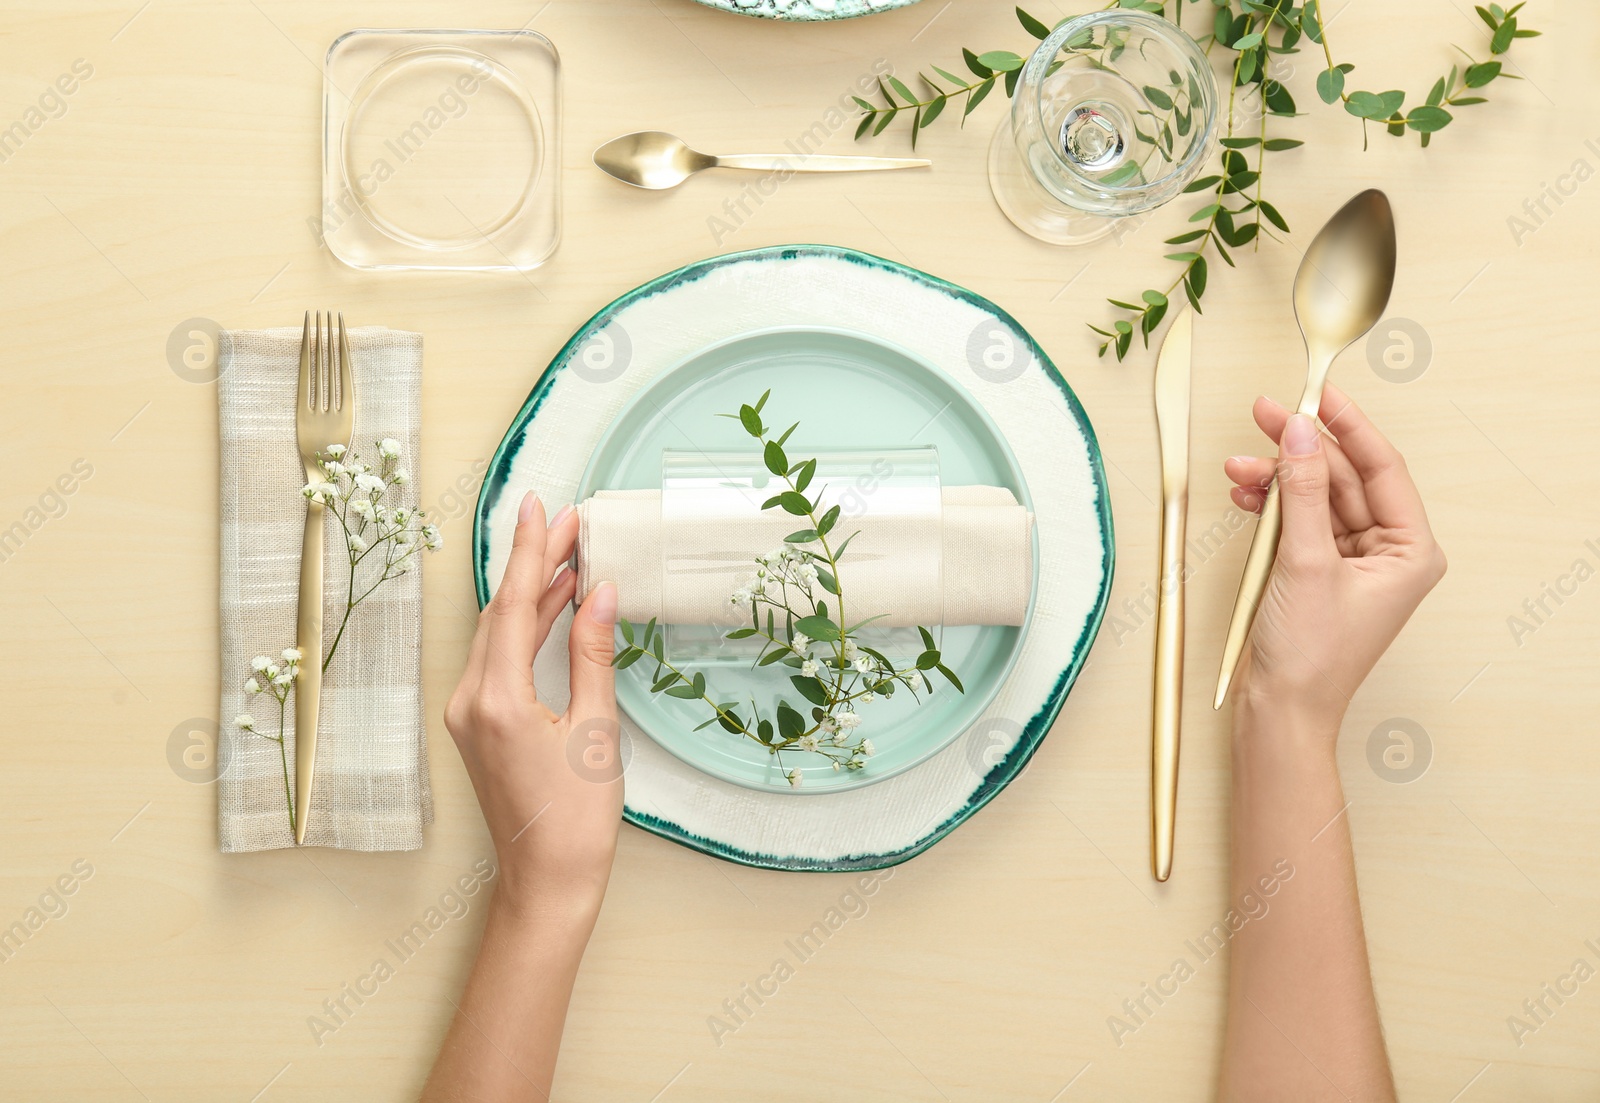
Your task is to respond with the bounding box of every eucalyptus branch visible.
[1309,0,1539,149]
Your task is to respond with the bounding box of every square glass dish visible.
[321,29,560,272]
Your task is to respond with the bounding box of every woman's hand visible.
[443,491,622,916]
[426,493,620,1102]
[1222,383,1447,722]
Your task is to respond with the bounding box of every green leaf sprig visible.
[1311,1,1539,148]
[850,2,1539,362]
[608,392,962,786]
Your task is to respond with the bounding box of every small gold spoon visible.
[1212,189,1397,709]
[593,131,930,190]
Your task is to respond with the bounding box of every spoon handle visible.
[1212,380,1328,710]
[711,154,931,173]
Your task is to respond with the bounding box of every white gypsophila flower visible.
[355,473,385,496]
[786,768,803,788]
[790,632,810,654]
[859,738,876,757]
[797,734,819,753]
[349,533,368,554]
[265,664,279,678]
[392,507,411,525]
[853,655,874,674]
[251,655,271,672]
[325,443,346,458]
[244,678,261,695]
[281,648,301,663]
[422,525,442,550]
[393,557,413,574]
[831,760,841,771]
[749,576,766,597]
[800,659,820,678]
[273,674,292,688]
[350,497,375,518]
[842,637,860,658]
[820,715,838,733]
[837,712,861,731]
[833,732,849,747]
[235,714,256,731]
[796,563,819,588]
[859,691,876,704]
[321,460,345,479]
[391,469,411,486]
[730,588,752,608]
[394,530,412,546]
[301,482,336,503]
[379,437,401,459]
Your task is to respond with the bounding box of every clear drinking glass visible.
[988,10,1218,246]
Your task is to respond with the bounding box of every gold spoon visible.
[1212,189,1397,710]
[593,130,930,190]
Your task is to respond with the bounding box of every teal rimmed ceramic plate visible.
[474,245,1112,870]
[688,0,920,20]
[573,326,1037,795]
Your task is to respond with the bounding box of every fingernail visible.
[589,581,617,626]
[1227,455,1255,465]
[518,491,538,524]
[1284,414,1320,456]
[549,504,573,528]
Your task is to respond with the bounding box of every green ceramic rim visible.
[472,244,1115,871]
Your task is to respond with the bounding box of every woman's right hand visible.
[1221,382,1447,723]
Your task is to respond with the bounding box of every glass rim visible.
[1026,8,1218,196]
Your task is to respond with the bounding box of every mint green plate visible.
[474,245,1112,870]
[574,327,1036,795]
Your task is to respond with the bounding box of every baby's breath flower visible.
[349,533,368,554]
[859,691,876,704]
[321,460,345,478]
[265,664,279,678]
[280,648,301,664]
[842,638,860,658]
[790,632,810,654]
[858,738,875,757]
[378,438,402,459]
[800,659,820,678]
[820,715,838,734]
[730,588,752,608]
[235,714,256,731]
[355,473,385,496]
[301,482,337,503]
[251,655,271,672]
[797,734,819,753]
[244,678,261,695]
[351,497,375,518]
[852,655,874,674]
[422,525,442,550]
[786,768,803,788]
[391,468,411,486]
[837,712,861,731]
[324,443,346,458]
[272,673,292,688]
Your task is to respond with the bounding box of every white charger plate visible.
[474,245,1112,870]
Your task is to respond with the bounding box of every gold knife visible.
[293,311,355,845]
[1151,307,1192,882]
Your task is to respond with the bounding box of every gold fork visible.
[293,311,355,845]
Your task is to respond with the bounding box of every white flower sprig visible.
[236,438,441,840]
[238,648,303,835]
[302,438,441,670]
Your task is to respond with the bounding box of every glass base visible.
[986,120,1116,246]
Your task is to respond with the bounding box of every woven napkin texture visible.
[217,326,431,852]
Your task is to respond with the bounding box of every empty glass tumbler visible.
[988,10,1219,245]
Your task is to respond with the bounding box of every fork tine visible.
[322,310,334,415]
[299,310,313,411]
[336,313,353,413]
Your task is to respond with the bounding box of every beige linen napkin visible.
[217,326,431,852]
[576,486,1033,627]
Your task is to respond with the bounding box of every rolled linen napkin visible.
[576,486,1033,626]
[217,326,431,852]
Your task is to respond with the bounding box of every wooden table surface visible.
[2,1,1595,1099]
